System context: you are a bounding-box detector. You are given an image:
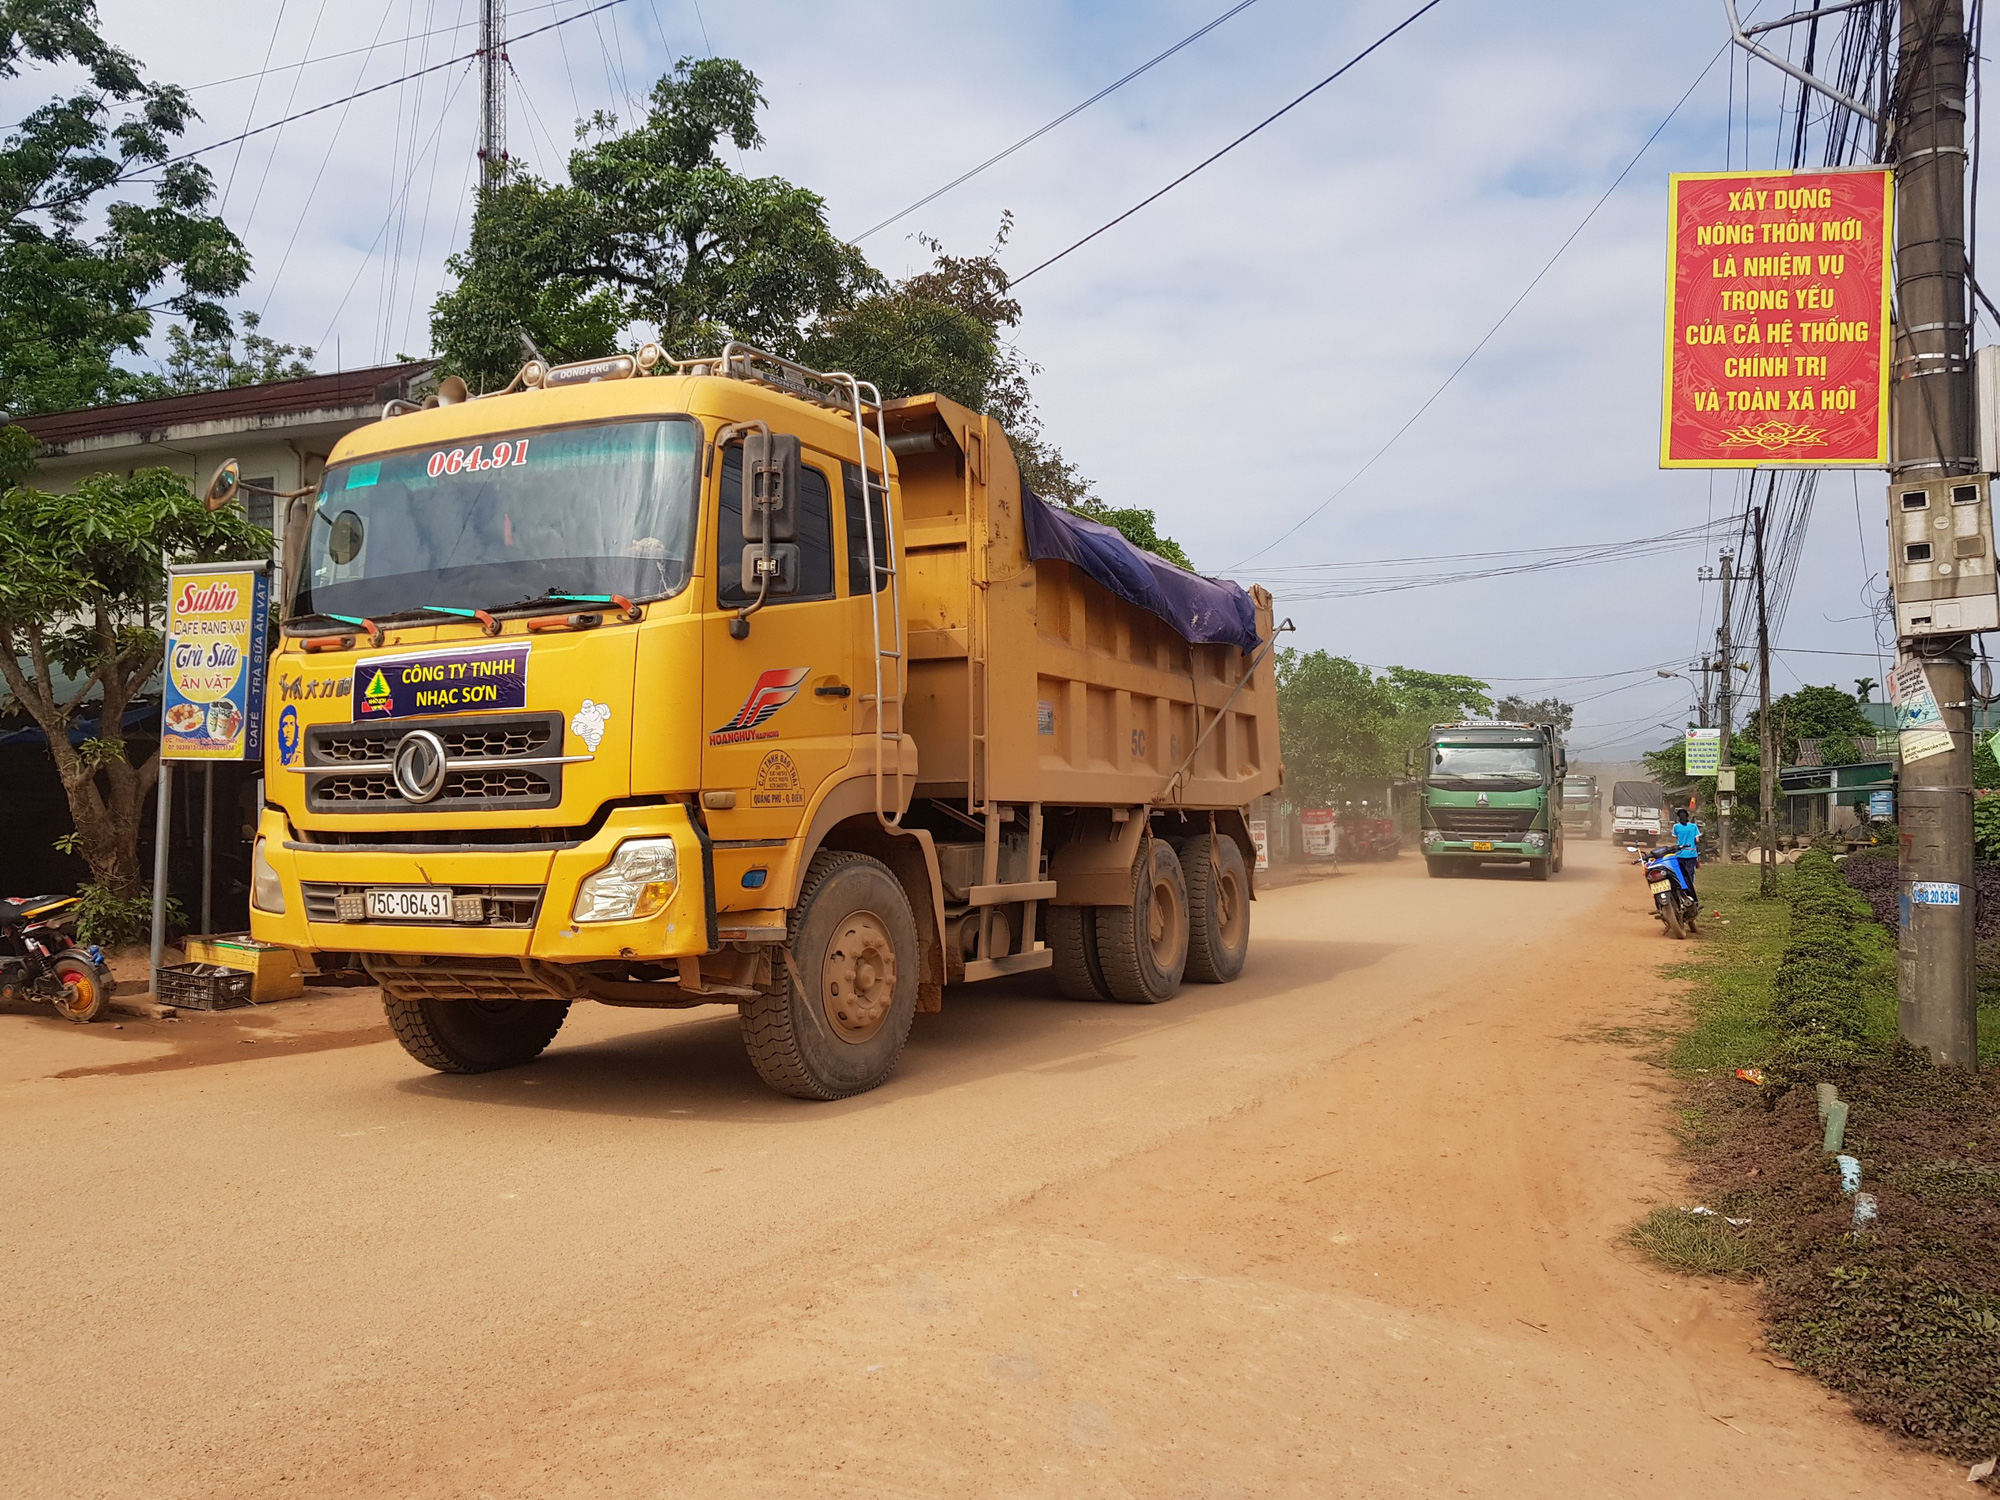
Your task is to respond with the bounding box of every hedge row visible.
[1770,849,1871,1073]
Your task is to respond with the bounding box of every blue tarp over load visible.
[1020,488,1261,654]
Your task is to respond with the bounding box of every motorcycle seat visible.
[0,895,74,926]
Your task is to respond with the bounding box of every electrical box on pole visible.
[1889,474,2000,636]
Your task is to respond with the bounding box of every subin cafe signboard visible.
[161,562,270,762]
[1661,167,1892,468]
[1684,726,1722,776]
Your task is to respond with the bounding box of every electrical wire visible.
[1011,0,1444,287]
[1227,32,1733,569]
[851,0,1269,244]
[20,0,633,219]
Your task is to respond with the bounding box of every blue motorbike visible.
[1636,845,1700,939]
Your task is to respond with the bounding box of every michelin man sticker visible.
[571,699,611,752]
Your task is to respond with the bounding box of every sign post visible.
[150,562,271,987]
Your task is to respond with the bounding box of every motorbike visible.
[0,894,114,1023]
[1633,845,1700,939]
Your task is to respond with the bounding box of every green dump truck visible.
[1419,721,1566,880]
[1561,773,1601,839]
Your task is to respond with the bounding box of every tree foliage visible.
[0,0,249,414]
[1276,651,1494,805]
[432,58,874,391]
[147,310,314,395]
[0,468,269,896]
[1495,694,1573,730]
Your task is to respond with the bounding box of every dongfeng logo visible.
[392,729,449,803]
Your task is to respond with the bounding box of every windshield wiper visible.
[484,589,641,620]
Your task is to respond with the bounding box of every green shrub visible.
[73,882,181,948]
[1767,850,1870,1074]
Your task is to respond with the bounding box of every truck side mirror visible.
[741,433,801,542]
[739,542,799,595]
[1404,749,1415,779]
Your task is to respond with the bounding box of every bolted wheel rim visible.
[52,969,98,1021]
[1147,871,1186,973]
[821,910,897,1044]
[1214,865,1248,950]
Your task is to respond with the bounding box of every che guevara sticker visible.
[353,645,528,720]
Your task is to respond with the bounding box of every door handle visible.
[815,683,851,698]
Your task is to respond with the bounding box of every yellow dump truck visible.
[243,344,1282,1098]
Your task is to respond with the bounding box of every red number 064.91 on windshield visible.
[426,439,530,478]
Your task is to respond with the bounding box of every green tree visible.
[1747,683,1874,765]
[147,311,314,395]
[431,58,874,390]
[0,0,249,414]
[1275,648,1400,805]
[0,469,268,898]
[1494,694,1574,731]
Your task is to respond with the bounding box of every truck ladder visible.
[833,373,906,827]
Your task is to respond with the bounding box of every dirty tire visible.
[1531,857,1551,881]
[1425,856,1450,879]
[383,995,570,1073]
[1095,838,1189,1004]
[1182,832,1250,984]
[1552,842,1564,875]
[1660,894,1686,940]
[1046,903,1114,1001]
[49,954,109,1023]
[739,851,918,1100]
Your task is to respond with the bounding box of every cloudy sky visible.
[16,0,1953,753]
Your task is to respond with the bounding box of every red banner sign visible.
[1660,168,1892,468]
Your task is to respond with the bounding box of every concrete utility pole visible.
[1717,548,1735,862]
[1756,507,1779,896]
[1893,0,1980,1067]
[479,0,508,187]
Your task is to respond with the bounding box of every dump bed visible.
[882,394,1280,813]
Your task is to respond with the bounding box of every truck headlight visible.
[1523,831,1548,849]
[251,836,286,914]
[1421,830,1443,847]
[572,837,678,923]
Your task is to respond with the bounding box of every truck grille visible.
[1430,807,1538,836]
[303,712,568,814]
[301,883,544,926]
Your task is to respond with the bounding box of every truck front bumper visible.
[249,804,715,963]
[1422,838,1547,860]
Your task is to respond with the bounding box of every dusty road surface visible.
[0,841,1959,1497]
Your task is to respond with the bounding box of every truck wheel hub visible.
[822,912,896,1044]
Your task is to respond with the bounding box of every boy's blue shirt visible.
[1673,821,1701,853]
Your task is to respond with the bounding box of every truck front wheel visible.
[1095,838,1190,1004]
[740,851,919,1100]
[383,996,570,1073]
[1181,832,1250,983]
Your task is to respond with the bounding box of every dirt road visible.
[0,842,1959,1497]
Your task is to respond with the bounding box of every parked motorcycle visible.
[0,895,114,1022]
[1633,846,1700,939]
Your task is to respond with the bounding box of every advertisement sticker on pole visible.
[161,562,271,763]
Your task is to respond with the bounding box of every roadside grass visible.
[1627,1206,1760,1276]
[1643,855,2000,1465]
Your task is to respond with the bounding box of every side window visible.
[716,443,835,604]
[842,462,890,595]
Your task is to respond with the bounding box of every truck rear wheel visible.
[1095,838,1189,1004]
[740,851,918,1100]
[383,996,570,1073]
[1047,904,1114,1001]
[1182,832,1249,984]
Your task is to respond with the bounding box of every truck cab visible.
[1418,721,1565,880]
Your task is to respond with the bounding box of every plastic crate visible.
[154,962,255,1011]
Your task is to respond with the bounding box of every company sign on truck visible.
[1661,167,1892,468]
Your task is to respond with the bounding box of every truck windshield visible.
[291,416,700,623]
[1429,743,1544,788]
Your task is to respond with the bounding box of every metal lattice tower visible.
[479,0,507,186]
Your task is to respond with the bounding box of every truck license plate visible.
[367,887,453,921]
[1471,841,1494,852]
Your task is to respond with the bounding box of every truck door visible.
[703,440,859,841]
